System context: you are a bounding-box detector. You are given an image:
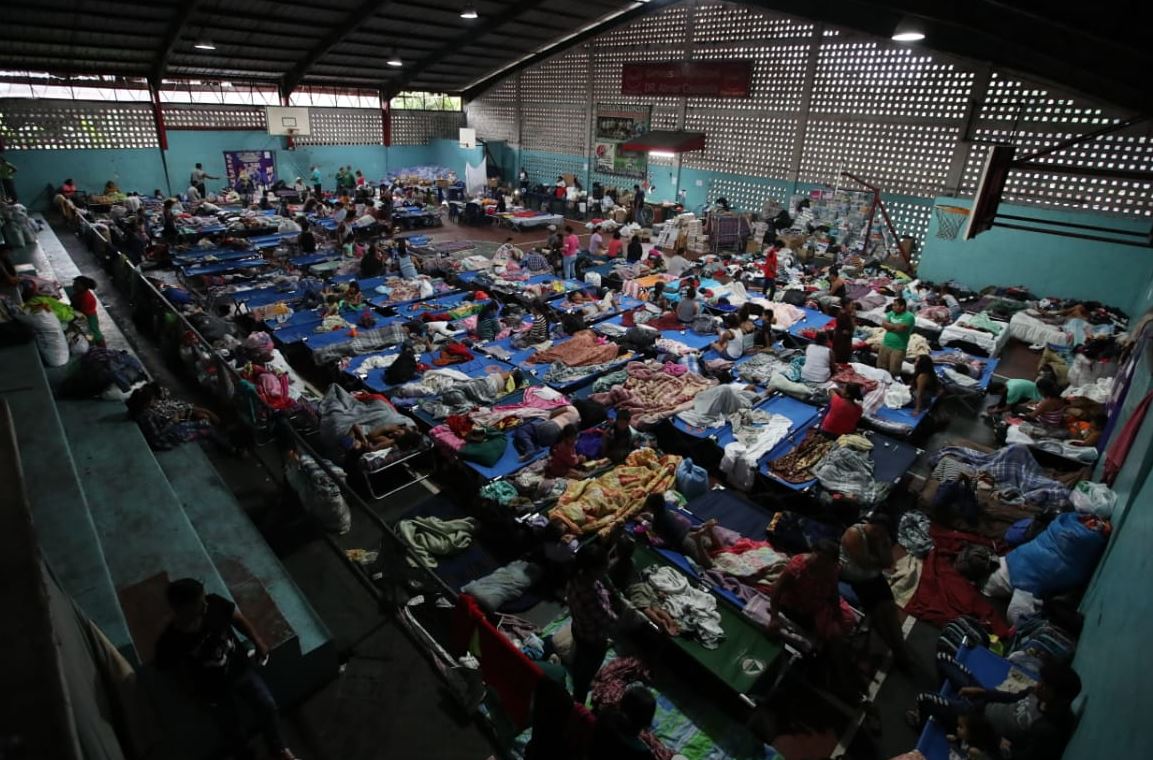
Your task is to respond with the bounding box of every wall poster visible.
[223,150,277,188]
[593,104,651,179]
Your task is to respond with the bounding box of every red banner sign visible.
[621,61,753,98]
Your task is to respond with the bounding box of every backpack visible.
[385,345,418,385]
[782,289,806,306]
[933,475,980,523]
[938,615,991,657]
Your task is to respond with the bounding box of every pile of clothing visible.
[811,434,892,505]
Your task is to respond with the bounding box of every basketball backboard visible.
[266,106,311,136]
[964,144,1014,240]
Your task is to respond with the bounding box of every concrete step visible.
[156,445,337,701]
[0,342,134,662]
[56,399,232,665]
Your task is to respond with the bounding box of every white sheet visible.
[1009,311,1069,348]
[856,303,944,334]
[507,213,565,230]
[939,313,1011,356]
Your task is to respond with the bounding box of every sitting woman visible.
[710,313,748,360]
[911,354,940,416]
[801,332,834,384]
[820,383,864,437]
[126,382,235,453]
[474,301,501,342]
[544,424,585,478]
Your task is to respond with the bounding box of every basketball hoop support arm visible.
[1014,113,1148,166]
[840,172,907,267]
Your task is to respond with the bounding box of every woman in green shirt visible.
[877,297,915,379]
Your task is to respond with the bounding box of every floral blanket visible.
[591,361,716,429]
[550,448,681,536]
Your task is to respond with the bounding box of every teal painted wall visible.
[1065,331,1153,759]
[918,197,1153,317]
[6,131,439,208]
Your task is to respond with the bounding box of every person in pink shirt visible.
[562,225,580,280]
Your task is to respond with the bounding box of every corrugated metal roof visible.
[3,0,1148,112]
[0,0,640,93]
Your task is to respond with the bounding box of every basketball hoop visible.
[934,204,970,240]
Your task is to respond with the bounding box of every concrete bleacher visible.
[1,221,337,754]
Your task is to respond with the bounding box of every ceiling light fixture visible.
[460,3,479,19]
[648,150,677,159]
[890,17,925,42]
[193,40,216,51]
[386,50,403,67]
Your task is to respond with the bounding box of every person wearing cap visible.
[546,224,562,252]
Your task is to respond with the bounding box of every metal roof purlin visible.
[152,0,206,86]
[280,0,393,98]
[386,0,554,97]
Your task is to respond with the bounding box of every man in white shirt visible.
[663,249,691,277]
[190,163,217,197]
[186,184,202,202]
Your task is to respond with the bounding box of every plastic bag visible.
[675,457,709,499]
[584,272,602,287]
[1070,480,1116,519]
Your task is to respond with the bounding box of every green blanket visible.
[397,515,477,568]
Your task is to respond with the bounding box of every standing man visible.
[156,578,298,760]
[518,167,529,192]
[878,297,915,380]
[309,165,322,198]
[761,240,780,300]
[0,153,17,202]
[631,183,646,223]
[562,225,580,280]
[190,163,217,198]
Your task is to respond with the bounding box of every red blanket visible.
[902,525,1010,637]
[620,308,682,332]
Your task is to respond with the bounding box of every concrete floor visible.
[45,217,498,760]
[39,213,1042,760]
